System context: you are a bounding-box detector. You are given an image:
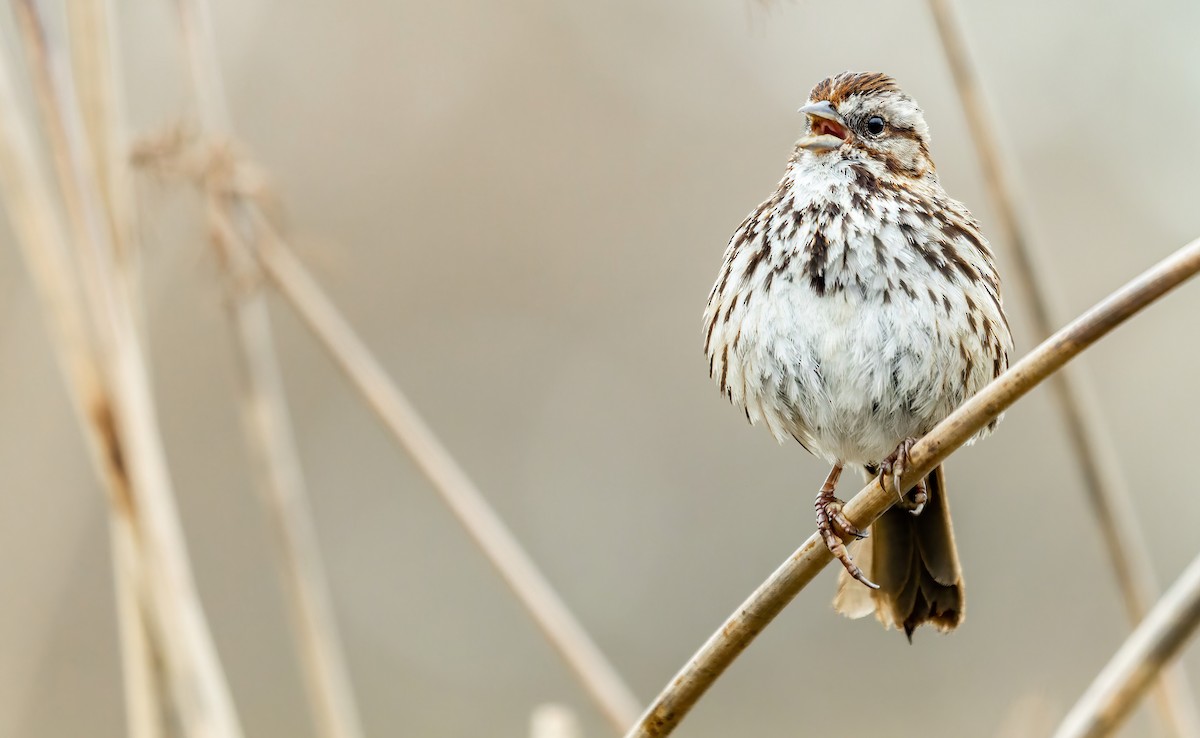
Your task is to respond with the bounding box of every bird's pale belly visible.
[731,281,976,466]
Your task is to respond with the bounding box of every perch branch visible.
[624,236,1200,738]
[925,1,1200,734]
[1055,551,1200,738]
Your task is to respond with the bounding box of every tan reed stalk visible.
[65,0,141,289]
[244,210,643,732]
[624,236,1200,738]
[0,33,162,738]
[10,2,242,736]
[109,524,164,738]
[925,2,1200,734]
[64,5,162,734]
[166,3,368,736]
[1055,551,1200,738]
[217,217,368,738]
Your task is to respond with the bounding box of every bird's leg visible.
[814,463,878,589]
[879,437,927,515]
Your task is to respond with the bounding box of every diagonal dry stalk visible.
[925,2,1200,735]
[161,2,368,737]
[1056,550,1200,738]
[249,212,643,732]
[625,236,1200,738]
[8,2,242,736]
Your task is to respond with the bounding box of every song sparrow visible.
[703,72,1012,638]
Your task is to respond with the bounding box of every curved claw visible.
[830,505,868,540]
[879,437,926,515]
[815,492,878,589]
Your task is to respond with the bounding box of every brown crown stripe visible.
[808,71,902,106]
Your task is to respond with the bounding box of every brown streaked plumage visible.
[703,71,1012,638]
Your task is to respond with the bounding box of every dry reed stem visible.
[65,0,141,297]
[210,212,368,738]
[109,525,163,738]
[925,2,1200,734]
[245,212,642,732]
[168,3,367,737]
[1055,551,1200,738]
[0,30,162,738]
[625,236,1200,738]
[10,2,242,736]
[65,4,161,734]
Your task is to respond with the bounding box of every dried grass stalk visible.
[65,0,140,279]
[62,5,163,732]
[210,205,367,738]
[925,1,1200,733]
[165,2,368,736]
[0,30,162,738]
[1055,551,1200,738]
[9,2,242,735]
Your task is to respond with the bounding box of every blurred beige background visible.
[1,0,1199,736]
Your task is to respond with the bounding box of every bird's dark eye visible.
[866,116,886,135]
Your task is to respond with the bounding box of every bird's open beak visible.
[797,100,849,151]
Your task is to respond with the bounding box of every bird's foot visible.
[815,465,878,589]
[879,437,927,515]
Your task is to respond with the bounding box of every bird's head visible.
[796,71,935,179]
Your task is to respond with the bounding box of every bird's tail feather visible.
[832,464,964,640]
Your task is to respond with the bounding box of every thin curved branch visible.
[625,236,1200,738]
[1055,550,1200,738]
[925,1,1200,734]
